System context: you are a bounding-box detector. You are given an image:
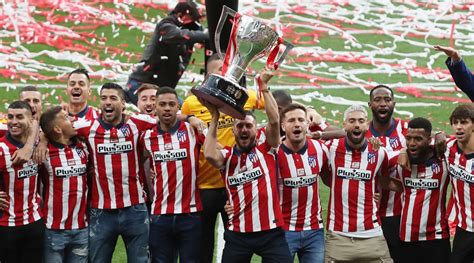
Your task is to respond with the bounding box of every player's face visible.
[282,109,308,144]
[155,93,179,126]
[100,89,125,125]
[138,89,156,116]
[233,116,257,152]
[20,91,42,120]
[344,111,368,145]
[451,118,474,144]
[67,73,90,105]
[207,60,223,75]
[7,108,32,138]
[55,110,77,138]
[406,128,431,163]
[369,88,395,124]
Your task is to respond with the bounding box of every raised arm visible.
[434,45,474,101]
[202,100,225,169]
[259,71,280,148]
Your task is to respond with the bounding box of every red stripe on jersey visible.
[42,141,89,230]
[399,159,450,241]
[278,139,328,231]
[0,136,42,226]
[326,138,389,233]
[143,121,202,215]
[74,114,155,209]
[446,138,474,232]
[222,141,283,233]
[366,118,407,217]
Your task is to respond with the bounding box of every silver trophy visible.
[192,6,293,119]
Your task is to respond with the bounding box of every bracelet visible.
[185,114,195,122]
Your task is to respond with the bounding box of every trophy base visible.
[191,74,249,120]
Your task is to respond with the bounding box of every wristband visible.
[185,114,195,122]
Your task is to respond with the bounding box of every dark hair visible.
[137,83,159,97]
[40,106,62,140]
[234,110,257,124]
[280,103,307,120]
[100,82,125,100]
[171,1,201,21]
[272,90,292,108]
[68,68,90,82]
[8,100,32,114]
[20,85,39,93]
[408,117,432,135]
[369,84,394,100]
[450,104,474,124]
[155,86,177,99]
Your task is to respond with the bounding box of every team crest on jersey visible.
[389,137,400,149]
[367,152,376,164]
[176,130,187,142]
[75,148,86,159]
[308,155,317,168]
[248,151,258,163]
[351,162,360,169]
[120,125,131,137]
[431,162,441,174]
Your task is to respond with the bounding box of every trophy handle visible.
[215,5,238,60]
[266,38,294,70]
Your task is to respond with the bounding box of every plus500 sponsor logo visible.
[337,167,371,181]
[55,164,87,177]
[228,167,263,186]
[404,178,439,189]
[153,149,187,162]
[449,165,474,183]
[97,141,133,154]
[17,164,38,179]
[283,175,318,188]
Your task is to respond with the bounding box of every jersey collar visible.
[157,120,181,134]
[70,105,89,118]
[344,138,368,152]
[98,115,126,130]
[456,142,474,160]
[281,140,308,155]
[369,118,396,137]
[6,133,24,148]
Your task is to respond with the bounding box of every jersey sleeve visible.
[73,119,92,138]
[131,114,157,131]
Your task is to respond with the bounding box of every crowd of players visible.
[2,2,474,260]
[0,50,473,263]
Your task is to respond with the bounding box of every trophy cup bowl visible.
[191,6,293,119]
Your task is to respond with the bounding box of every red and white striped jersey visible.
[0,123,6,138]
[69,106,99,122]
[446,138,474,232]
[326,138,389,233]
[142,121,203,215]
[221,141,283,233]
[41,140,89,230]
[366,118,408,217]
[278,139,329,231]
[0,134,42,227]
[399,159,450,241]
[74,114,155,209]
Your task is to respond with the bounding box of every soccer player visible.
[0,101,43,263]
[180,54,264,263]
[39,106,89,263]
[203,71,292,262]
[366,84,407,262]
[137,83,159,116]
[397,117,450,263]
[278,103,328,263]
[19,86,42,121]
[74,83,156,263]
[142,87,204,262]
[322,105,402,262]
[445,104,474,263]
[66,69,99,121]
